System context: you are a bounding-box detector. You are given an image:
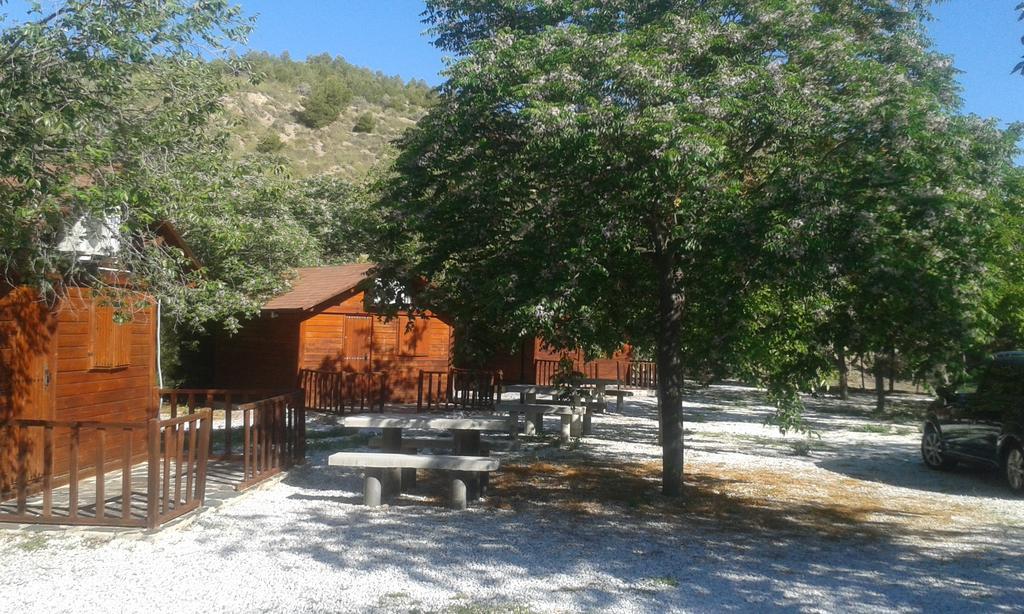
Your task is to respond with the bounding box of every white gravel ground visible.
[2,385,1023,613]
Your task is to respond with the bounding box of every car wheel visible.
[922,427,957,470]
[1006,445,1024,493]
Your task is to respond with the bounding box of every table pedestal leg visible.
[560,415,571,443]
[381,427,403,496]
[522,412,536,436]
[533,413,544,435]
[583,407,593,436]
[570,413,582,438]
[450,473,467,510]
[454,431,482,500]
[364,471,382,507]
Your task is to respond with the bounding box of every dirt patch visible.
[479,459,975,541]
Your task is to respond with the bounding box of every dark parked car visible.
[922,351,1024,493]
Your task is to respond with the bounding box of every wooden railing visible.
[157,388,306,490]
[417,370,449,412]
[149,412,212,529]
[624,361,658,388]
[416,368,502,412]
[0,411,212,530]
[235,391,305,491]
[297,369,387,414]
[534,359,599,386]
[535,359,560,387]
[448,368,502,409]
[158,388,282,460]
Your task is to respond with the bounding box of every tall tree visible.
[376,1,1010,496]
[0,0,252,301]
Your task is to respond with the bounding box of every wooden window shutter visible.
[90,304,131,370]
[398,318,429,357]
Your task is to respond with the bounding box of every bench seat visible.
[329,452,499,509]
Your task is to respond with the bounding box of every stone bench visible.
[603,388,634,412]
[366,437,517,490]
[328,452,499,510]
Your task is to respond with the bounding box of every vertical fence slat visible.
[69,425,80,519]
[224,392,233,458]
[243,409,252,480]
[95,427,106,519]
[15,424,28,514]
[196,412,211,503]
[122,428,132,520]
[42,425,53,517]
[147,419,160,529]
[174,423,184,506]
[162,425,171,514]
[186,418,198,504]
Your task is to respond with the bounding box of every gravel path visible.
[2,385,1022,613]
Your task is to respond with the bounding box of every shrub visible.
[352,112,376,133]
[255,132,285,153]
[297,76,351,128]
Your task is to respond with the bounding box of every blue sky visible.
[239,1,1023,127]
[3,1,1022,127]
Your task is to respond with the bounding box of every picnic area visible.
[3,384,1023,613]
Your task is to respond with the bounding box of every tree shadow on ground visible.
[239,451,1024,612]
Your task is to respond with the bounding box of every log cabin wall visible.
[212,313,302,390]
[1,286,156,493]
[297,289,453,403]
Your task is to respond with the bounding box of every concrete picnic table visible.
[339,412,515,454]
[337,412,515,496]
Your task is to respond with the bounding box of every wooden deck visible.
[0,460,246,526]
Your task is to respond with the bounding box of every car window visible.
[976,362,1024,410]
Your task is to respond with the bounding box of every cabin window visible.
[397,318,429,357]
[90,304,132,370]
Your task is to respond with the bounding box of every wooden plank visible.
[15,424,27,514]
[174,422,184,505]
[146,419,160,530]
[185,418,197,503]
[195,412,211,503]
[224,392,233,458]
[69,425,79,519]
[95,428,106,519]
[42,426,53,516]
[243,410,251,480]
[162,425,170,514]
[121,428,132,520]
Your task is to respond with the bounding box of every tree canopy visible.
[376,0,1020,495]
[0,1,377,336]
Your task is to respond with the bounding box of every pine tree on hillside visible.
[297,76,351,128]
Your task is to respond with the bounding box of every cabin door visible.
[0,288,57,493]
[342,315,372,372]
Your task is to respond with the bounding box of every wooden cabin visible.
[0,221,194,498]
[212,264,454,403]
[0,285,159,495]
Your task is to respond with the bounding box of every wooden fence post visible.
[146,418,160,530]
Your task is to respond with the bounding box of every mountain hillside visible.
[221,52,435,179]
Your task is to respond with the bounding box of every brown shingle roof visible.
[263,263,375,312]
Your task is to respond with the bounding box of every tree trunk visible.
[875,358,886,414]
[888,347,896,393]
[837,345,848,401]
[654,229,685,498]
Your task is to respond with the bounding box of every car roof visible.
[992,351,1024,365]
